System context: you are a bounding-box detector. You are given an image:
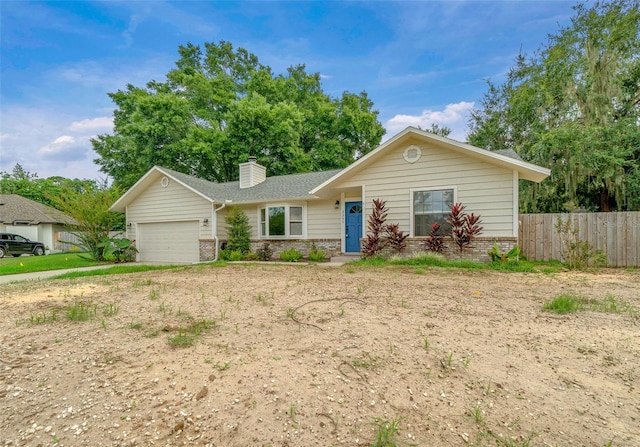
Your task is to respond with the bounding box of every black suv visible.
[0,233,46,258]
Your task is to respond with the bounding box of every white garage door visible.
[138,221,199,263]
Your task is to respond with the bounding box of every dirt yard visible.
[0,263,638,447]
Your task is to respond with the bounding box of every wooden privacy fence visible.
[519,212,640,267]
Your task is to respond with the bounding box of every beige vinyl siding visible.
[239,166,251,189]
[127,178,214,241]
[307,199,342,238]
[337,141,515,237]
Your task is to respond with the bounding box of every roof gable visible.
[0,194,76,225]
[310,127,551,197]
[110,166,342,212]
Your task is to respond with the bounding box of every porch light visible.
[334,200,340,209]
[203,218,209,225]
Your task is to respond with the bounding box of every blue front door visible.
[345,201,363,253]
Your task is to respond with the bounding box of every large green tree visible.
[469,0,640,212]
[93,41,385,189]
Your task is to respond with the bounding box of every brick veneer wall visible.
[249,239,342,259]
[406,237,517,262]
[208,236,516,262]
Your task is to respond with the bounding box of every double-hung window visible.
[412,188,455,236]
[260,205,304,238]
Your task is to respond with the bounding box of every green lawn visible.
[0,252,103,275]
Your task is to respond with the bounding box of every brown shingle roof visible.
[0,194,77,225]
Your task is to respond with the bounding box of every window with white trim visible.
[260,205,304,238]
[413,188,455,236]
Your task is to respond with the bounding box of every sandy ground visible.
[0,263,638,447]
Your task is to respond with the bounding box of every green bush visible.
[308,245,326,262]
[225,206,251,253]
[556,218,607,270]
[229,250,243,261]
[279,248,303,262]
[256,243,273,261]
[488,242,520,263]
[219,248,230,261]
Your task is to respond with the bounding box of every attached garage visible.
[137,221,200,263]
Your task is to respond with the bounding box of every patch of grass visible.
[214,361,231,371]
[102,302,119,317]
[66,300,98,321]
[167,328,196,347]
[352,352,382,370]
[593,294,638,317]
[167,319,217,348]
[544,294,584,314]
[0,252,102,276]
[370,417,405,447]
[347,254,562,273]
[133,278,154,287]
[29,309,59,325]
[51,263,198,279]
[544,293,638,317]
[256,292,273,306]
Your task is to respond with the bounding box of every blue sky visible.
[1,0,581,181]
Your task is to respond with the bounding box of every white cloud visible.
[37,135,77,156]
[68,116,113,132]
[385,101,475,142]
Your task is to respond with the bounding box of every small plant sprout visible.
[102,301,119,317]
[370,417,403,447]
[215,361,231,371]
[289,403,297,420]
[470,403,484,424]
[423,336,430,351]
[440,352,454,370]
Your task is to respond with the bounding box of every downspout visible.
[213,200,232,261]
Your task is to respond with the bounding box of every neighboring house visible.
[110,127,551,263]
[0,194,77,253]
